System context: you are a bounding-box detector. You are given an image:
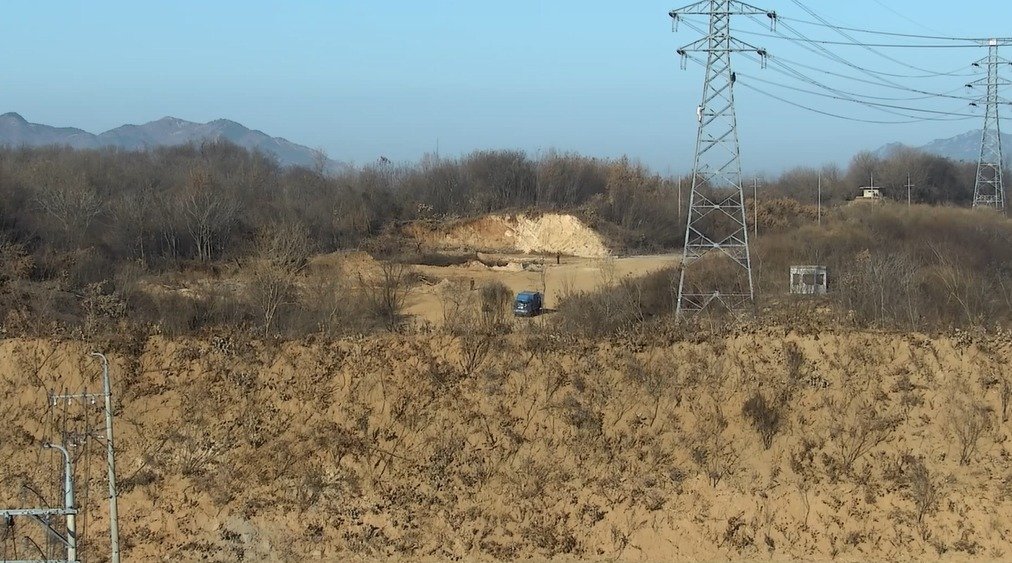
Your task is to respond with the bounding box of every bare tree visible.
[33,173,102,247]
[178,168,241,261]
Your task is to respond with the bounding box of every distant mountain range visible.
[876,130,1012,163]
[0,112,342,170]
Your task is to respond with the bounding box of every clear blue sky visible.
[0,0,1009,174]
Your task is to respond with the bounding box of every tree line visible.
[0,139,995,337]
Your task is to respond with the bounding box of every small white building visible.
[856,187,883,201]
[790,265,828,295]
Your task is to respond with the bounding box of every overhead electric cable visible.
[731,27,980,49]
[679,18,981,103]
[679,53,977,124]
[787,0,979,78]
[776,15,983,43]
[737,80,973,124]
[736,72,980,119]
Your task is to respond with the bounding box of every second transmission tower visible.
[670,0,775,314]
[971,38,1011,212]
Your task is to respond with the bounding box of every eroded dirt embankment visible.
[1,327,1011,561]
[404,213,612,258]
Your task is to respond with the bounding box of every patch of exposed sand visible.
[405,213,611,258]
[1,328,1010,560]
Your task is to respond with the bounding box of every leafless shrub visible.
[554,267,676,337]
[948,379,992,466]
[244,222,312,336]
[906,457,942,524]
[478,281,513,334]
[361,261,411,330]
[824,394,901,479]
[458,330,496,377]
[627,353,680,427]
[741,343,804,449]
[81,280,128,336]
[991,365,1012,424]
[742,391,782,450]
[441,282,506,376]
[0,236,32,284]
[690,400,740,487]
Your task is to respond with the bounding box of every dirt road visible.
[404,253,679,324]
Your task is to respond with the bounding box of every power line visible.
[735,80,966,124]
[761,55,975,107]
[787,0,979,80]
[733,15,971,85]
[672,4,1000,127]
[679,18,984,104]
[777,14,984,43]
[732,27,981,49]
[680,53,976,124]
[772,18,957,84]
[740,11,975,77]
[736,72,979,119]
[768,52,977,94]
[869,0,952,37]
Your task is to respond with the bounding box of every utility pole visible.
[817,171,822,226]
[44,442,76,563]
[670,0,775,315]
[677,176,683,221]
[906,173,913,206]
[753,177,759,238]
[2,443,80,562]
[90,353,120,563]
[970,38,1011,212]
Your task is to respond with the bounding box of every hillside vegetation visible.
[0,141,996,340]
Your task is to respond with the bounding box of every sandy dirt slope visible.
[1,327,1011,561]
[405,253,679,324]
[404,213,611,258]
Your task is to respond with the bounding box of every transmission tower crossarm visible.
[669,0,775,17]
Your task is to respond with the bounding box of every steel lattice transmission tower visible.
[669,0,775,314]
[971,38,1012,212]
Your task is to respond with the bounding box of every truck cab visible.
[513,291,543,317]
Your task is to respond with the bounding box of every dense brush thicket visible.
[556,203,1012,334]
[755,203,1012,328]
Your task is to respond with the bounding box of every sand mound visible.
[2,329,1010,560]
[407,213,610,257]
[307,250,382,279]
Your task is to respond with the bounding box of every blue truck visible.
[513,291,543,317]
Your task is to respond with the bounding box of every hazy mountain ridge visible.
[876,129,1012,162]
[0,112,340,170]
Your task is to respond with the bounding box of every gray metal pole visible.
[753,177,758,238]
[90,353,120,563]
[818,171,822,226]
[907,173,912,207]
[677,176,682,221]
[43,443,75,563]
